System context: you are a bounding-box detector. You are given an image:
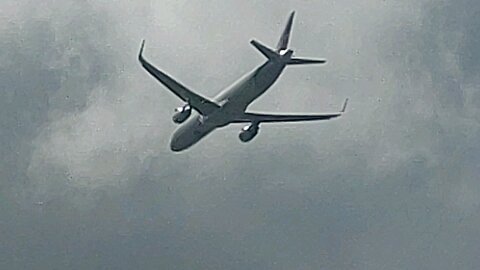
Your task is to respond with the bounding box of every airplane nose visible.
[170,145,183,152]
[170,119,201,152]
[170,139,183,152]
[170,134,189,152]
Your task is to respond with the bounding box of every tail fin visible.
[276,11,295,52]
[250,11,327,65]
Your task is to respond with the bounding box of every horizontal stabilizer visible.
[250,40,278,60]
[286,57,327,65]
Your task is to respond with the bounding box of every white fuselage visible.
[170,60,286,151]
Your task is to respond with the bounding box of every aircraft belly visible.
[223,68,283,109]
[243,64,284,103]
[171,62,283,151]
[214,62,284,106]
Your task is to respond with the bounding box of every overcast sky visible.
[1,0,480,269]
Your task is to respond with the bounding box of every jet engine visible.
[172,104,191,124]
[239,123,259,142]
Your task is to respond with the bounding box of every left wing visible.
[138,40,220,115]
[234,99,348,123]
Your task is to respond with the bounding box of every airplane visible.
[139,11,348,152]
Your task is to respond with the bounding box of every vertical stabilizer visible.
[250,11,326,65]
[276,11,295,52]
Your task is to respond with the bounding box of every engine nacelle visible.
[172,104,191,124]
[239,124,259,142]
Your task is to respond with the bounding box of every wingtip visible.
[139,39,145,60]
[288,11,296,24]
[341,98,349,113]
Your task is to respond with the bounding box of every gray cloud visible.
[1,0,480,269]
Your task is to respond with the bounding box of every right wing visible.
[138,40,220,115]
[233,112,342,123]
[234,99,348,123]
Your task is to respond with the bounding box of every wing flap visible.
[138,40,220,115]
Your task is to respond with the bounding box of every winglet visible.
[341,98,349,113]
[138,40,146,61]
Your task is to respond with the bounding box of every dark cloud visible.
[1,0,480,269]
